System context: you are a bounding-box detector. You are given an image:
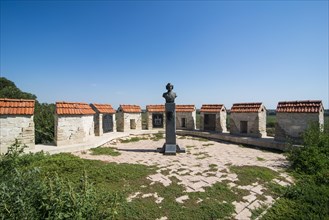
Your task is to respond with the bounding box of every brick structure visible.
[0,98,35,154]
[116,105,142,132]
[90,103,116,136]
[230,103,267,137]
[275,100,324,142]
[146,105,165,130]
[176,105,196,130]
[200,104,227,132]
[55,102,95,146]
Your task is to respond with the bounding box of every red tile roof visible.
[230,103,264,113]
[119,105,142,113]
[146,105,165,112]
[91,103,116,114]
[276,100,323,113]
[56,102,95,115]
[200,104,225,113]
[176,105,195,112]
[0,98,35,115]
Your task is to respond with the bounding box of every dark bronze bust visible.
[163,83,177,103]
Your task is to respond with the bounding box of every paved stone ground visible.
[73,134,293,220]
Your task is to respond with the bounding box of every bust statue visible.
[163,83,177,103]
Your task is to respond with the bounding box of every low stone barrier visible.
[177,130,289,151]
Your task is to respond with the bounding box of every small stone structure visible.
[200,104,227,132]
[0,98,35,154]
[116,105,142,132]
[176,105,196,130]
[230,102,267,137]
[146,105,165,130]
[90,103,116,136]
[275,100,324,142]
[55,102,95,146]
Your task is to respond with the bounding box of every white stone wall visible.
[230,112,266,137]
[176,111,196,130]
[275,113,323,142]
[116,112,142,132]
[200,112,227,132]
[147,112,165,130]
[55,115,95,146]
[0,115,35,154]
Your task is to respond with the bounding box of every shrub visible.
[0,141,121,219]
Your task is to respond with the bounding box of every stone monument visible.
[158,83,185,155]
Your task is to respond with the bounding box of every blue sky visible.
[1,0,328,109]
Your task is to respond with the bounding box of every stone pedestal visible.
[158,103,185,155]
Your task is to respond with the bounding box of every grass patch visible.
[257,157,266,161]
[120,136,148,143]
[151,132,164,141]
[230,166,279,185]
[90,147,121,156]
[251,204,268,220]
[192,137,209,142]
[186,145,196,149]
[202,143,214,147]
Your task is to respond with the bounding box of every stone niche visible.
[0,98,35,154]
[146,105,165,130]
[176,105,196,130]
[55,101,95,146]
[116,105,142,132]
[90,103,116,136]
[230,102,267,138]
[200,104,227,132]
[275,100,324,143]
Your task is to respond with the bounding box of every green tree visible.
[0,77,54,144]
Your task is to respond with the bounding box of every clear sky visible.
[1,0,328,109]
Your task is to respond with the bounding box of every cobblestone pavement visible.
[73,135,293,220]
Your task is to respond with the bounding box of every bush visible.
[287,123,329,177]
[0,141,121,219]
[263,123,329,219]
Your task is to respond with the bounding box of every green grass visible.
[90,146,121,156]
[202,143,214,147]
[120,136,148,143]
[151,132,164,141]
[251,204,268,220]
[230,165,279,185]
[257,157,266,161]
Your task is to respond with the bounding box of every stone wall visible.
[55,115,95,146]
[275,113,323,142]
[200,112,227,132]
[116,112,142,132]
[230,112,266,137]
[176,111,196,130]
[0,115,35,154]
[147,112,165,130]
[94,113,116,136]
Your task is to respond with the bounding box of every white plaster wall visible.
[0,115,35,154]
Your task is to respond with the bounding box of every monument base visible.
[157,144,186,155]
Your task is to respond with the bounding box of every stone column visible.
[158,103,185,155]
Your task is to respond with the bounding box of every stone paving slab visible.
[71,134,292,220]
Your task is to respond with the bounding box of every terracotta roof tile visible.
[146,105,165,112]
[56,101,95,115]
[119,105,142,113]
[91,103,116,114]
[200,104,225,113]
[276,100,323,113]
[230,102,264,113]
[0,98,35,115]
[176,105,195,112]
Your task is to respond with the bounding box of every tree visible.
[0,77,54,144]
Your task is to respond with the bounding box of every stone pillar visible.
[158,103,185,155]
